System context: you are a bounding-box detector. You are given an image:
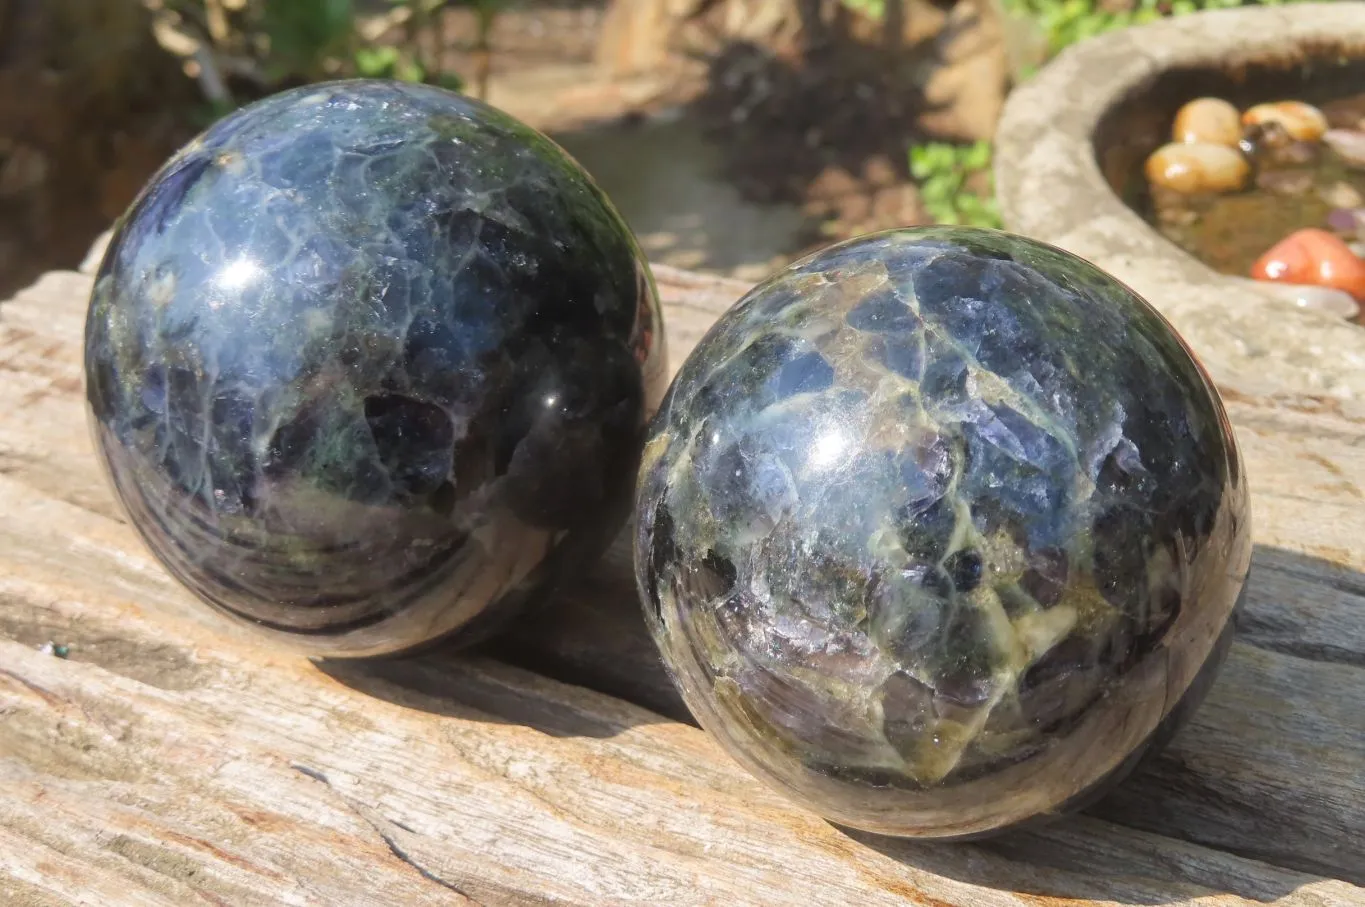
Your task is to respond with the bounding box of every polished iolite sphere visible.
[634,227,1249,838]
[86,80,665,657]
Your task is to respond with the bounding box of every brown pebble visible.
[1145,142,1250,194]
[1242,101,1328,143]
[1172,98,1241,147]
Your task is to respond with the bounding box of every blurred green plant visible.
[148,0,505,113]
[257,0,358,82]
[909,141,1002,229]
[838,0,888,17]
[1000,0,1309,66]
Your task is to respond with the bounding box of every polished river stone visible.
[634,227,1249,838]
[86,80,665,657]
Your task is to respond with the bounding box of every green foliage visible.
[909,141,1002,229]
[1004,0,1158,57]
[838,0,887,18]
[1001,0,1311,62]
[156,0,499,111]
[258,0,357,82]
[353,44,464,91]
[354,44,415,81]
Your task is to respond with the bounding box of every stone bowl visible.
[995,2,1365,411]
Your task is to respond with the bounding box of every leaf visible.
[963,141,992,171]
[354,45,400,77]
[838,0,887,20]
[396,58,426,83]
[431,72,466,93]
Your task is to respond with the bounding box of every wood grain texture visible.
[1,261,1362,906]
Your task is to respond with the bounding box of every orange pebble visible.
[1250,228,1365,301]
[1144,142,1249,194]
[1242,101,1328,143]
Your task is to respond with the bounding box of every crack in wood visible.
[369,821,485,906]
[288,763,329,786]
[289,763,483,905]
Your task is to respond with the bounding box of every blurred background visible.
[0,0,1309,297]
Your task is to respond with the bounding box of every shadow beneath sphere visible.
[321,532,1362,895]
[316,532,693,739]
[844,815,1305,906]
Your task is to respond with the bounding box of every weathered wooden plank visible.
[0,762,470,907]
[0,606,1239,906]
[4,450,1362,883]
[0,822,186,907]
[1,264,1363,902]
[0,578,1356,907]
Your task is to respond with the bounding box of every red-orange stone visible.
[1250,228,1365,301]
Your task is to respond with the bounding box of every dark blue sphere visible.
[635,227,1248,838]
[86,80,665,656]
